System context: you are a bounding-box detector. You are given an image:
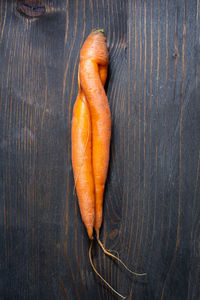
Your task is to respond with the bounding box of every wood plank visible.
[0,0,200,299]
[127,1,200,299]
[0,1,128,299]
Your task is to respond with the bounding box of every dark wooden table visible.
[1,1,200,299]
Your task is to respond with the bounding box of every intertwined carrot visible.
[72,30,111,239]
[71,30,145,299]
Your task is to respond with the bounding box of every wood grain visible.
[0,0,200,299]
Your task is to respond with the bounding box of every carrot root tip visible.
[96,237,147,277]
[95,228,100,240]
[89,240,126,299]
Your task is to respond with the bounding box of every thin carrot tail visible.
[89,240,126,300]
[96,237,147,277]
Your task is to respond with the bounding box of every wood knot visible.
[108,229,119,240]
[172,52,179,58]
[16,0,46,18]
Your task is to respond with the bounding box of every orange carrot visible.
[71,90,95,239]
[72,30,110,239]
[71,30,145,299]
[79,30,111,237]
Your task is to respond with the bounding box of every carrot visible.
[71,90,94,239]
[79,30,111,237]
[72,30,110,239]
[71,30,145,299]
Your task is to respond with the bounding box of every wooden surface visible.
[1,1,200,299]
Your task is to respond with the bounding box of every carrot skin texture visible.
[79,32,111,232]
[71,92,95,239]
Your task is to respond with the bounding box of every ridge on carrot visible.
[71,29,146,299]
